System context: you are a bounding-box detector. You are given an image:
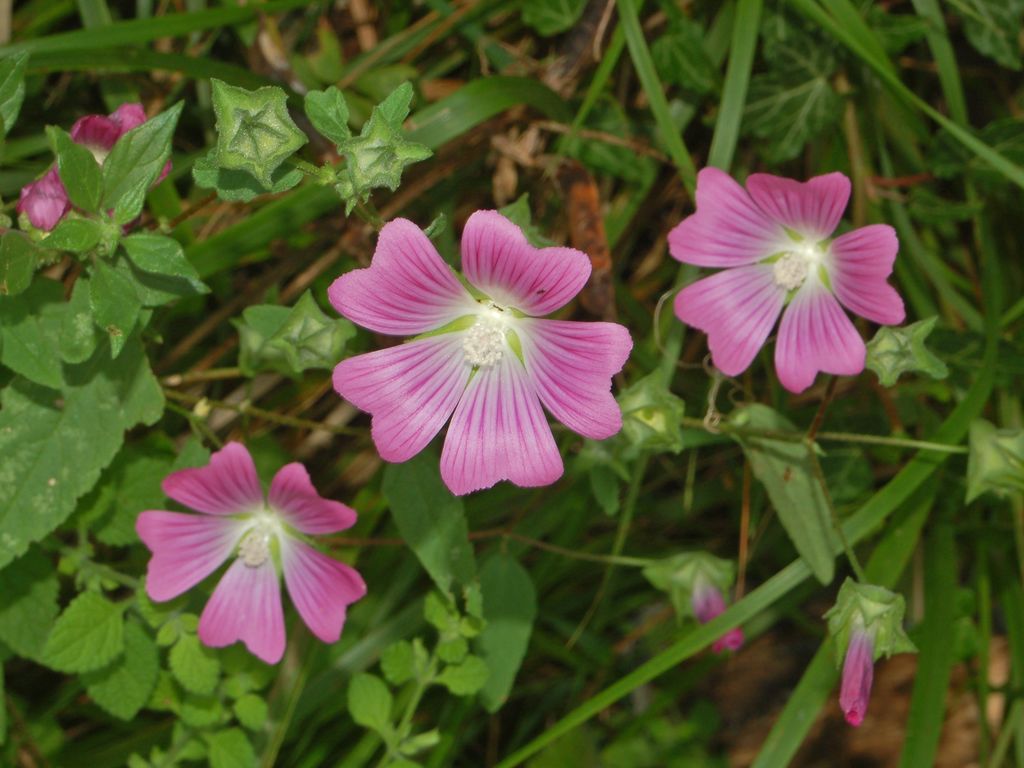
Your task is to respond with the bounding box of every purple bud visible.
[17,167,70,231]
[692,580,744,653]
[840,628,875,726]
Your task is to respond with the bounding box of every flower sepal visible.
[825,578,916,666]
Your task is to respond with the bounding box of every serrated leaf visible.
[211,80,307,189]
[0,231,39,297]
[205,727,256,768]
[380,640,415,685]
[121,233,207,293]
[0,53,28,137]
[305,86,351,146]
[866,316,948,387]
[192,149,303,203]
[476,554,536,712]
[60,278,100,364]
[170,632,222,696]
[0,278,65,388]
[48,127,102,213]
[435,655,489,697]
[233,694,267,731]
[521,0,585,36]
[42,591,125,673]
[46,218,105,253]
[0,336,163,569]
[90,259,141,357]
[652,19,717,95]
[84,620,159,720]
[932,118,1024,186]
[497,195,554,248]
[383,451,476,597]
[967,419,1024,502]
[731,404,838,584]
[347,673,393,735]
[956,0,1024,70]
[101,102,182,213]
[0,548,59,660]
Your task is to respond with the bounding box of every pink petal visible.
[17,167,69,231]
[519,318,632,440]
[840,630,875,727]
[269,463,357,534]
[333,336,471,463]
[110,103,147,133]
[674,265,786,377]
[162,442,263,515]
[746,172,850,240]
[136,511,245,602]
[774,281,866,394]
[668,167,785,268]
[328,218,475,335]
[198,559,285,664]
[460,210,591,316]
[70,115,122,152]
[828,225,905,325]
[713,628,745,653]
[281,538,366,644]
[440,355,562,495]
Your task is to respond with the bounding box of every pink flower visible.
[691,579,744,653]
[839,627,875,726]
[669,169,905,393]
[18,103,168,231]
[136,443,366,664]
[330,211,632,495]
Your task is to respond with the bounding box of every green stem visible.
[806,439,866,581]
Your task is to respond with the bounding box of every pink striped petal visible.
[668,167,785,268]
[674,265,786,377]
[281,538,366,644]
[17,167,69,231]
[746,172,850,240]
[440,356,562,495]
[198,559,285,664]
[328,218,474,335]
[520,318,632,440]
[460,210,590,316]
[136,511,245,602]
[162,442,263,515]
[70,103,147,150]
[333,336,471,463]
[827,225,905,325]
[269,463,357,534]
[775,281,866,394]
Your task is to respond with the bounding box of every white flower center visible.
[87,146,110,165]
[772,241,825,291]
[462,309,507,368]
[237,512,280,568]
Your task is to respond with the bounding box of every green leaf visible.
[60,277,101,364]
[46,218,105,253]
[866,316,949,387]
[380,640,416,685]
[233,694,268,731]
[966,419,1024,502]
[192,149,303,203]
[383,451,476,597]
[180,694,225,728]
[824,578,916,665]
[521,0,585,36]
[0,230,40,296]
[335,82,432,213]
[42,591,125,673]
[170,632,222,696]
[48,127,102,212]
[616,371,687,458]
[0,53,28,137]
[0,336,163,569]
[121,233,207,293]
[101,102,182,214]
[497,194,554,248]
[89,259,141,357]
[436,655,489,697]
[744,32,841,162]
[730,404,838,584]
[652,18,718,94]
[955,0,1024,70]
[304,86,351,146]
[84,620,159,720]
[347,673,393,735]
[234,291,355,377]
[476,554,536,712]
[211,79,307,189]
[205,728,256,768]
[0,278,65,388]
[0,548,59,660]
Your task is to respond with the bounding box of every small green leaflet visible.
[498,194,555,248]
[121,233,208,293]
[205,727,256,768]
[48,126,102,213]
[0,230,41,296]
[170,632,222,696]
[435,655,489,697]
[0,547,59,660]
[865,316,948,387]
[347,673,394,736]
[521,0,585,36]
[652,18,718,95]
[304,86,351,147]
[84,620,159,720]
[101,102,182,217]
[42,591,125,673]
[90,259,142,358]
[47,218,105,253]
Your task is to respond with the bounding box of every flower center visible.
[771,241,825,291]
[86,145,110,165]
[237,513,280,568]
[462,310,507,368]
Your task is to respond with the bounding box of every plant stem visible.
[806,439,866,582]
[164,388,362,436]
